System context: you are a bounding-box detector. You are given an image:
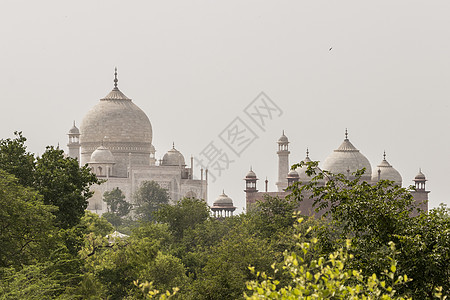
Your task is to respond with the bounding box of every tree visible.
[134,181,170,222]
[0,170,57,268]
[0,131,35,186]
[289,161,449,298]
[187,221,276,300]
[103,187,133,228]
[80,210,114,237]
[104,187,132,217]
[155,197,210,239]
[248,194,299,239]
[34,146,99,228]
[245,219,413,300]
[0,262,64,299]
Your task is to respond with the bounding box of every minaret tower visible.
[276,130,290,191]
[244,167,259,211]
[412,169,429,212]
[67,121,81,162]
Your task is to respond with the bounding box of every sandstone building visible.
[245,130,429,214]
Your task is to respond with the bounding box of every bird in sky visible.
[329,47,333,51]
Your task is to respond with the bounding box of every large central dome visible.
[80,71,153,177]
[321,133,372,181]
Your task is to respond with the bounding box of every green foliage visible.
[0,170,57,268]
[104,187,132,217]
[0,263,63,299]
[134,181,170,222]
[34,146,99,229]
[80,210,114,237]
[289,161,450,299]
[134,280,179,299]
[139,252,187,292]
[80,221,186,299]
[188,221,276,300]
[245,218,412,299]
[155,197,210,239]
[249,194,299,239]
[0,131,36,186]
[103,187,132,228]
[394,204,450,298]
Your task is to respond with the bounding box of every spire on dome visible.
[114,67,118,89]
[383,150,386,160]
[345,128,348,140]
[172,142,175,149]
[101,68,131,101]
[306,148,309,158]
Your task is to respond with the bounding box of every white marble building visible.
[67,70,207,214]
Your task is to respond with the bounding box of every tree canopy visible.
[0,133,448,299]
[134,180,170,222]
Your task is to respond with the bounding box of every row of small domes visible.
[87,141,186,167]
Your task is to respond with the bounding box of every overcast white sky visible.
[1,1,448,212]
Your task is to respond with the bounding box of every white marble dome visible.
[322,136,372,181]
[79,73,153,177]
[80,87,152,150]
[89,146,115,163]
[161,145,185,166]
[371,154,402,185]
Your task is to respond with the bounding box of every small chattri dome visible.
[161,144,185,166]
[371,152,402,185]
[213,191,234,207]
[287,169,299,178]
[68,121,80,135]
[278,130,289,144]
[90,146,115,163]
[245,168,257,179]
[296,149,316,182]
[415,169,426,180]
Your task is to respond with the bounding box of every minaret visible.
[244,167,259,211]
[276,130,290,192]
[67,121,81,162]
[412,169,429,213]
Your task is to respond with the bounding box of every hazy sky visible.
[1,1,448,212]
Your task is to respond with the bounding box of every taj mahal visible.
[66,70,207,214]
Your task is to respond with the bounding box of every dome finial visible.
[114,67,118,89]
[306,147,309,158]
[383,150,386,160]
[172,142,175,149]
[345,128,348,140]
